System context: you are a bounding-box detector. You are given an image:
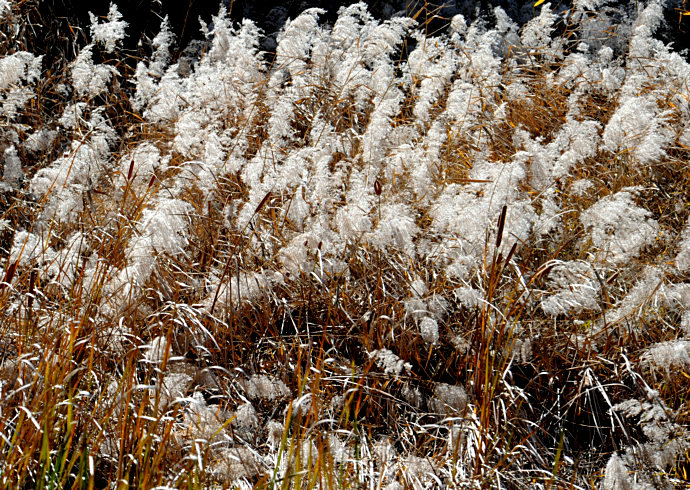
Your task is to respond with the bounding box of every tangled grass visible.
[1,0,690,488]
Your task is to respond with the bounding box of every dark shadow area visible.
[22,0,690,73]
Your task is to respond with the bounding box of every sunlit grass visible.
[1,1,690,488]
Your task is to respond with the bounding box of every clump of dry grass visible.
[2,1,690,488]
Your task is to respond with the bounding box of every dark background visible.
[18,0,690,72]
